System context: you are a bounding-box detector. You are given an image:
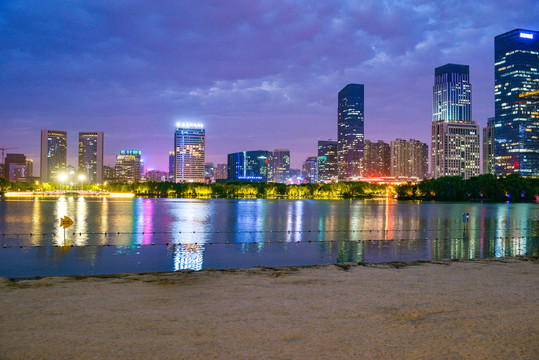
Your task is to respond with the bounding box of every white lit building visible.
[174,123,205,182]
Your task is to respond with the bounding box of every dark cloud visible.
[1,0,538,169]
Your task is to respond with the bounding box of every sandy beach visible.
[1,258,538,359]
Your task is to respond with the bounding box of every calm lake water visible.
[0,197,538,278]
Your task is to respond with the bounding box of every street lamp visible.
[58,173,67,191]
[78,174,86,191]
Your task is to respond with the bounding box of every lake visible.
[0,197,537,277]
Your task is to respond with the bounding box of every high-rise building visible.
[5,153,27,182]
[364,140,391,177]
[168,151,175,181]
[317,140,338,183]
[483,117,496,174]
[227,151,272,182]
[25,159,33,178]
[78,131,104,184]
[302,156,318,183]
[338,84,364,180]
[214,163,227,181]
[205,163,214,183]
[273,149,290,183]
[390,139,429,179]
[115,150,142,183]
[174,123,205,182]
[40,129,67,183]
[494,29,539,177]
[431,64,480,179]
[103,165,116,181]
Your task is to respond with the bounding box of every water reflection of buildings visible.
[173,244,203,271]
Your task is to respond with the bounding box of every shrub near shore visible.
[396,174,539,202]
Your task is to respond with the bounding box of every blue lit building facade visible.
[227,150,272,182]
[174,123,205,182]
[494,29,539,177]
[338,84,364,180]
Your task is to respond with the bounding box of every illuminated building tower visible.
[115,150,141,183]
[5,153,27,182]
[168,151,175,181]
[391,139,428,179]
[174,123,205,182]
[273,149,290,183]
[338,84,364,180]
[302,156,318,183]
[214,163,227,181]
[483,117,495,174]
[205,163,214,183]
[364,140,391,177]
[317,140,338,183]
[78,131,104,183]
[40,129,67,183]
[494,29,539,176]
[103,165,116,181]
[227,150,272,182]
[431,64,480,179]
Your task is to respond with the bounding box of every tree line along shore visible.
[1,174,538,202]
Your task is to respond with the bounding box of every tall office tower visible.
[483,117,496,174]
[272,149,290,183]
[227,150,272,182]
[302,156,318,183]
[317,140,338,183]
[25,159,33,178]
[5,153,27,181]
[214,163,227,181]
[168,151,175,181]
[431,64,480,179]
[78,131,104,183]
[390,139,429,179]
[205,163,214,183]
[174,123,205,183]
[338,84,364,180]
[115,150,142,183]
[494,29,539,176]
[40,129,67,183]
[364,140,391,177]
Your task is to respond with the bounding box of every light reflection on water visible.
[0,197,538,277]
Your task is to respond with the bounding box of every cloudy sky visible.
[1,0,538,170]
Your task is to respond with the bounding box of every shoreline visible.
[1,257,538,359]
[4,255,538,281]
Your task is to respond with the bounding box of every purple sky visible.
[1,1,538,171]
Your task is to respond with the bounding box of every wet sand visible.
[1,258,538,359]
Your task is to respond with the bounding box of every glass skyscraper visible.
[431,64,480,179]
[174,123,205,183]
[40,129,67,183]
[78,131,104,183]
[338,84,364,180]
[317,140,338,183]
[494,28,539,177]
[227,150,272,182]
[272,149,290,183]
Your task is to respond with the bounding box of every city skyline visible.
[1,1,538,170]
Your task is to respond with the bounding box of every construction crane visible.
[0,147,18,166]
